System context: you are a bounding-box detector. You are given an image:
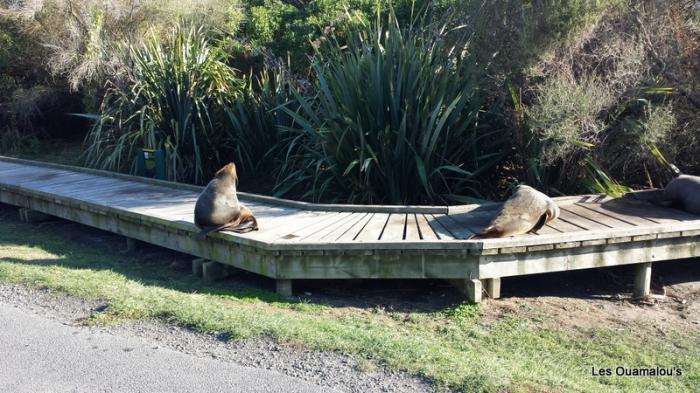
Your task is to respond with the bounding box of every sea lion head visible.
[215,162,238,184]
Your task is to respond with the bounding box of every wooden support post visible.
[19,208,54,223]
[276,279,293,297]
[633,262,652,298]
[120,237,137,254]
[450,279,483,303]
[202,261,232,284]
[483,278,501,299]
[192,258,206,277]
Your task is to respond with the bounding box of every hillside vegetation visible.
[1,0,699,203]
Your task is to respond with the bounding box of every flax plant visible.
[84,24,242,183]
[276,11,503,204]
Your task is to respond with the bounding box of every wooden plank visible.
[573,202,660,226]
[98,187,195,206]
[473,218,700,251]
[433,214,472,240]
[595,199,698,223]
[68,182,148,203]
[292,212,354,241]
[530,223,561,235]
[447,212,490,237]
[428,214,457,240]
[245,210,335,242]
[404,214,421,241]
[563,204,636,228]
[546,217,587,233]
[15,172,91,189]
[4,169,81,186]
[0,166,49,181]
[355,213,390,241]
[416,214,439,240]
[317,212,370,241]
[300,212,361,242]
[380,213,407,241]
[276,212,348,241]
[143,204,196,222]
[336,213,374,241]
[32,178,123,200]
[557,209,610,230]
[32,176,119,193]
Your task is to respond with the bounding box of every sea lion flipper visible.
[528,212,550,234]
[471,226,504,239]
[228,209,259,233]
[193,222,235,240]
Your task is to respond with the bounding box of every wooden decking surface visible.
[2,156,700,290]
[1,157,700,254]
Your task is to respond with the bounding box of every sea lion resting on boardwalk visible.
[194,162,258,239]
[644,174,700,215]
[471,185,560,239]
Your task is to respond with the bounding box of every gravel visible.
[0,283,438,393]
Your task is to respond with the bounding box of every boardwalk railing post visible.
[633,262,652,298]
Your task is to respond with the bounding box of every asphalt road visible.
[0,303,335,393]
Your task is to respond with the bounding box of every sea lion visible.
[193,162,258,239]
[623,161,700,215]
[654,174,700,215]
[471,185,560,239]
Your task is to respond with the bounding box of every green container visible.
[136,148,166,180]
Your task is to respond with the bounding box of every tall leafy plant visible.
[225,66,295,177]
[276,11,503,204]
[84,24,242,183]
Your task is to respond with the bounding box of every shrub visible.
[0,12,55,152]
[84,24,243,183]
[12,0,244,93]
[526,75,613,166]
[275,11,502,204]
[225,65,296,179]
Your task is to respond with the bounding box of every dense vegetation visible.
[1,0,699,203]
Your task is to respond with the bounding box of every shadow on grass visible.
[0,204,466,312]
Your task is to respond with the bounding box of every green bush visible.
[84,25,243,183]
[0,12,54,152]
[237,0,459,73]
[274,11,502,204]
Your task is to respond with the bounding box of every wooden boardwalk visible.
[1,156,699,302]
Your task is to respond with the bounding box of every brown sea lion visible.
[194,162,258,239]
[471,185,560,239]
